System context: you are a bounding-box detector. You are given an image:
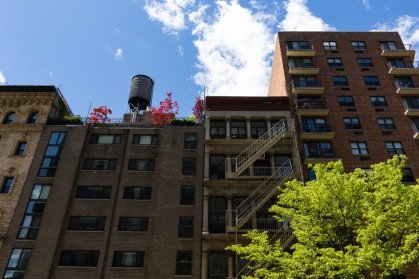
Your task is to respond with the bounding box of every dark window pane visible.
[112,251,144,267]
[59,250,99,266]
[68,216,106,231]
[184,133,197,148]
[123,187,152,200]
[182,158,196,176]
[180,186,195,205]
[176,251,192,275]
[118,217,148,231]
[76,186,112,199]
[178,217,194,238]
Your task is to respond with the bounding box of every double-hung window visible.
[381,41,397,50]
[5,249,32,278]
[132,134,158,145]
[328,58,342,67]
[178,216,194,238]
[364,76,380,86]
[344,118,361,129]
[230,120,246,139]
[370,96,387,107]
[352,41,366,49]
[76,186,112,199]
[182,158,196,176]
[123,187,152,200]
[333,76,349,86]
[357,58,373,67]
[180,186,195,205]
[351,142,368,155]
[67,216,106,231]
[176,251,192,275]
[89,134,121,144]
[128,159,155,171]
[386,142,404,155]
[184,133,197,148]
[292,76,317,87]
[118,217,148,231]
[59,250,99,266]
[1,177,14,194]
[210,120,226,139]
[323,41,337,50]
[83,159,117,170]
[378,118,395,130]
[338,96,354,106]
[286,41,309,50]
[112,251,144,267]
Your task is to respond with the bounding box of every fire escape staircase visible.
[230,120,291,177]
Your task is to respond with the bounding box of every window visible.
[304,142,333,158]
[38,132,67,177]
[381,41,397,50]
[4,248,31,278]
[323,41,337,50]
[402,168,415,183]
[289,58,313,68]
[403,97,419,110]
[15,142,27,156]
[3,112,15,124]
[378,118,395,129]
[351,142,368,155]
[332,76,349,86]
[210,120,226,139]
[338,96,354,106]
[112,251,144,267]
[76,186,111,199]
[364,76,380,86]
[28,112,38,124]
[301,118,327,132]
[344,118,361,129]
[328,58,343,67]
[128,159,155,171]
[68,216,106,231]
[1,177,14,194]
[357,58,373,67]
[369,96,386,107]
[83,159,117,170]
[230,120,246,139]
[182,157,196,176]
[250,121,266,139]
[352,41,366,49]
[388,58,406,68]
[286,41,309,50]
[386,142,404,155]
[178,216,194,238]
[308,169,316,181]
[123,187,152,200]
[208,252,227,278]
[292,76,317,87]
[118,217,148,231]
[17,184,51,239]
[180,186,195,205]
[176,251,192,275]
[395,76,414,88]
[184,133,197,149]
[89,134,121,144]
[59,250,99,266]
[132,134,158,145]
[209,197,226,233]
[210,154,225,180]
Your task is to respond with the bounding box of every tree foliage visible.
[89,106,112,123]
[192,96,205,122]
[149,92,179,126]
[228,156,419,278]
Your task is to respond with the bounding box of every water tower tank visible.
[129,75,154,111]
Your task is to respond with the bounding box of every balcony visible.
[302,148,339,164]
[381,44,415,61]
[288,62,320,75]
[395,81,419,95]
[300,124,335,140]
[292,80,324,95]
[388,61,419,75]
[286,45,315,57]
[403,101,419,116]
[295,99,329,116]
[413,124,419,140]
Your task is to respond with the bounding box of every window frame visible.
[338,96,354,107]
[327,58,343,67]
[1,177,14,194]
[286,41,309,50]
[58,250,99,267]
[352,41,366,50]
[75,186,112,199]
[210,120,226,139]
[178,216,194,238]
[28,112,38,124]
[112,251,145,268]
[357,58,373,67]
[184,133,197,149]
[332,76,349,86]
[3,112,15,124]
[5,248,32,278]
[176,251,193,275]
[378,118,395,130]
[180,186,195,205]
[15,142,27,156]
[118,217,149,231]
[128,159,155,171]
[38,132,67,177]
[132,134,158,145]
[350,142,369,155]
[386,142,404,155]
[370,96,387,107]
[123,187,152,200]
[83,159,117,170]
[182,157,197,176]
[67,216,106,231]
[323,41,337,50]
[344,118,362,130]
[230,120,246,139]
[89,134,121,144]
[364,76,380,86]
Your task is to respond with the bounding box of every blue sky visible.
[1,0,419,118]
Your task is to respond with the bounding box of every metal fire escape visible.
[225,119,297,279]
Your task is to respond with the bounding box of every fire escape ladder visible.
[234,120,290,176]
[235,222,296,278]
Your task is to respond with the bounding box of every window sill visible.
[57,266,98,269]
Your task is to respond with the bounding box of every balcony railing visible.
[286,45,315,51]
[295,99,327,110]
[403,101,419,110]
[301,123,332,133]
[303,148,337,158]
[292,79,322,88]
[395,80,415,88]
[288,61,317,68]
[381,44,413,51]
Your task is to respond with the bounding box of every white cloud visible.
[362,0,370,10]
[0,72,5,85]
[178,45,184,56]
[144,0,195,34]
[191,0,274,97]
[278,0,335,31]
[372,15,419,59]
[49,72,54,77]
[115,48,123,60]
[113,28,120,33]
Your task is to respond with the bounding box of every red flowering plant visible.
[149,92,179,126]
[192,96,206,123]
[89,106,112,124]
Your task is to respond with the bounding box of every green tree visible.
[228,156,419,278]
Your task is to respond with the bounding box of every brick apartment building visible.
[268,31,419,183]
[0,31,419,279]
